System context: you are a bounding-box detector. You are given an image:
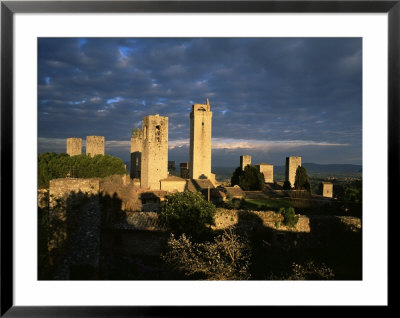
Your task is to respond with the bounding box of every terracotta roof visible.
[160,175,187,182]
[224,186,245,198]
[140,190,168,199]
[191,179,215,191]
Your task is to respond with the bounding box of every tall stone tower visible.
[141,114,168,189]
[66,138,82,156]
[86,136,105,157]
[240,155,251,170]
[285,156,302,188]
[130,128,143,179]
[189,98,212,180]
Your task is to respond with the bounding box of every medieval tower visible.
[240,155,251,170]
[189,99,212,180]
[130,128,143,179]
[141,114,168,190]
[66,137,82,156]
[86,136,105,157]
[285,156,302,188]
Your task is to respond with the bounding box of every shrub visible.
[159,191,216,239]
[287,261,335,280]
[279,207,299,227]
[161,229,251,280]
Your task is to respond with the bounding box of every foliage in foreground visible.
[38,152,126,188]
[286,261,335,280]
[161,230,251,280]
[159,191,216,238]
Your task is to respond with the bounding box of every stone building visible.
[240,155,251,170]
[160,175,187,193]
[180,162,189,179]
[321,182,333,198]
[189,99,212,180]
[130,128,143,179]
[66,138,82,156]
[141,114,168,190]
[86,136,105,157]
[285,156,302,188]
[255,163,274,183]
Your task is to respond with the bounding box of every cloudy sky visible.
[38,37,362,167]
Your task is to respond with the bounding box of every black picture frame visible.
[1,0,395,316]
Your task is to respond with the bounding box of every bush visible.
[279,207,299,227]
[161,230,251,280]
[160,191,217,238]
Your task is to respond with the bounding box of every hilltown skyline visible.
[38,37,362,166]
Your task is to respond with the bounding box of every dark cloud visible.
[38,38,362,165]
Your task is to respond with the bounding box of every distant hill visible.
[274,163,362,174]
[212,163,362,181]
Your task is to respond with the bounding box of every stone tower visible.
[255,163,274,183]
[86,136,105,157]
[141,114,168,190]
[189,98,212,180]
[130,128,143,179]
[285,156,302,188]
[240,155,251,170]
[66,138,82,156]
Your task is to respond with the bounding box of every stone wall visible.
[86,136,105,157]
[48,178,102,279]
[255,163,274,183]
[285,156,302,187]
[141,115,169,190]
[49,178,100,207]
[189,100,212,180]
[66,138,82,156]
[240,155,251,170]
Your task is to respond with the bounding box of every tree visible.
[159,191,217,238]
[230,165,265,191]
[294,166,311,191]
[283,180,292,190]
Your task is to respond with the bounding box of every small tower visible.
[130,128,143,179]
[240,155,251,170]
[189,99,213,179]
[141,114,168,190]
[66,138,82,156]
[285,156,302,188]
[86,136,105,157]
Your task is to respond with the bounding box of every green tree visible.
[38,152,126,188]
[160,191,216,239]
[294,166,311,191]
[230,165,265,191]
